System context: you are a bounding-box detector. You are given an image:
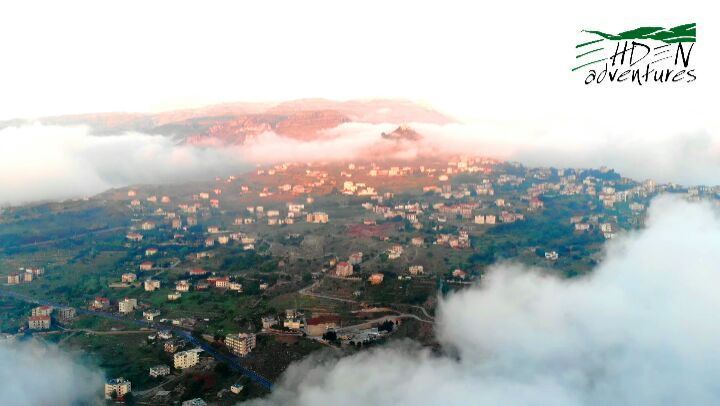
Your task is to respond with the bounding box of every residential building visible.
[261,316,277,330]
[143,310,161,321]
[306,212,329,223]
[31,305,53,317]
[104,378,131,399]
[408,265,424,275]
[348,252,363,265]
[335,262,353,277]
[28,315,51,330]
[305,315,341,337]
[7,273,20,285]
[118,298,138,314]
[368,273,384,285]
[149,365,171,378]
[122,272,138,282]
[145,279,161,291]
[56,307,76,322]
[225,333,257,356]
[91,297,110,310]
[174,349,201,369]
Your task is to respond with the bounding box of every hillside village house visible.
[23,272,33,283]
[168,292,182,301]
[225,333,257,356]
[408,265,424,275]
[306,212,329,223]
[119,298,138,314]
[105,378,131,400]
[176,280,191,292]
[335,262,353,277]
[208,276,230,288]
[261,316,278,330]
[28,315,51,330]
[91,296,110,310]
[31,305,53,317]
[122,272,138,282]
[144,310,161,321]
[126,232,143,242]
[145,248,158,256]
[7,273,20,285]
[452,269,468,280]
[174,348,202,369]
[387,245,403,260]
[145,279,161,291]
[141,221,156,230]
[149,365,170,378]
[368,273,384,285]
[57,307,76,322]
[348,252,363,265]
[306,315,341,337]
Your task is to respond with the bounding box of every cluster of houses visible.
[26,305,76,331]
[6,267,44,285]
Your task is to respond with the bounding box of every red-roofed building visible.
[189,269,208,277]
[28,315,51,330]
[207,276,230,288]
[306,315,341,336]
[335,262,353,277]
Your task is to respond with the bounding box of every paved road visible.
[0,289,274,391]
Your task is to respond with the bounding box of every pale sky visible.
[2,0,717,127]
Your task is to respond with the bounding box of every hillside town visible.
[2,155,718,404]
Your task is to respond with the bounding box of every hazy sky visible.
[2,0,717,126]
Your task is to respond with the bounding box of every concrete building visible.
[143,310,161,321]
[306,212,329,223]
[145,279,161,291]
[149,365,171,378]
[28,315,51,330]
[104,378,131,399]
[305,315,341,337]
[118,298,138,314]
[7,273,20,285]
[31,305,53,317]
[335,262,353,277]
[174,348,201,369]
[122,273,138,282]
[368,273,384,285]
[225,333,257,356]
[56,307,76,322]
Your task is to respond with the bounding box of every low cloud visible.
[243,120,720,185]
[1,120,718,206]
[0,124,250,205]
[250,196,720,405]
[0,339,104,405]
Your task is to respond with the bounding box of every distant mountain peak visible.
[381,125,422,141]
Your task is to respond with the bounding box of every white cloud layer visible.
[0,340,104,405]
[250,196,720,406]
[0,124,250,205]
[1,121,717,206]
